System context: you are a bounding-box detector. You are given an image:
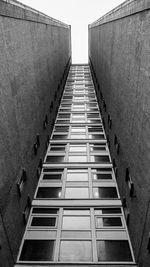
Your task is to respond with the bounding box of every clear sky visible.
[19,0,125,63]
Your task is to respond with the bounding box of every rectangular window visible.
[45,156,65,163]
[36,187,62,199]
[91,155,110,163]
[65,188,89,198]
[95,217,123,228]
[69,144,87,152]
[68,155,87,162]
[19,240,55,261]
[62,216,90,229]
[97,240,132,261]
[42,173,62,180]
[30,216,57,227]
[93,187,118,199]
[67,170,88,181]
[59,240,92,262]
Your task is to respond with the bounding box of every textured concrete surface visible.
[89,1,150,267]
[0,1,71,266]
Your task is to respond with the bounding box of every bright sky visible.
[19,0,125,63]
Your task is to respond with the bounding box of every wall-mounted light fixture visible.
[33,134,40,155]
[17,169,27,197]
[125,168,135,197]
[22,195,31,224]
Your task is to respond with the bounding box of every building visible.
[0,1,149,267]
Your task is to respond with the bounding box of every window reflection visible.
[59,241,92,262]
[65,188,89,198]
[36,187,62,198]
[93,187,118,198]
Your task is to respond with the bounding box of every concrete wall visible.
[88,1,150,267]
[0,1,71,266]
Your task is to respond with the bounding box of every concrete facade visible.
[0,1,71,266]
[88,1,150,267]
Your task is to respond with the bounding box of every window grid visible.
[17,65,135,264]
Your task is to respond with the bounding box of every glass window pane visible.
[62,216,90,229]
[46,156,64,163]
[69,145,87,152]
[65,188,88,198]
[93,187,118,198]
[67,172,88,181]
[63,209,90,215]
[93,173,112,180]
[50,146,66,151]
[97,240,132,261]
[36,187,62,198]
[31,217,56,227]
[59,241,92,262]
[32,208,59,214]
[70,134,86,139]
[20,240,55,261]
[96,217,122,227]
[91,155,110,163]
[89,134,105,140]
[52,135,68,140]
[68,156,87,162]
[43,174,62,180]
[95,208,121,215]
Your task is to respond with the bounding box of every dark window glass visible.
[88,127,103,132]
[31,217,56,227]
[91,155,110,163]
[43,174,62,180]
[93,173,112,180]
[93,187,118,198]
[54,126,69,132]
[19,240,55,261]
[96,217,122,227]
[58,114,70,118]
[89,134,105,140]
[36,187,61,198]
[88,119,101,123]
[50,146,66,151]
[59,241,92,261]
[52,135,68,140]
[92,168,112,172]
[95,208,121,215]
[97,240,132,261]
[90,146,106,151]
[43,168,63,173]
[46,156,64,163]
[56,120,70,124]
[32,208,59,214]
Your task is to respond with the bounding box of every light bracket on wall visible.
[33,134,40,155]
[22,195,31,224]
[43,114,48,129]
[17,169,27,197]
[37,158,43,179]
[125,168,135,197]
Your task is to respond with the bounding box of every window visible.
[93,187,118,198]
[93,173,112,180]
[97,240,132,261]
[59,241,92,261]
[36,187,62,198]
[19,240,55,261]
[95,217,122,228]
[45,156,64,163]
[91,155,110,163]
[42,173,62,180]
[69,144,87,152]
[30,217,57,227]
[62,216,90,229]
[67,170,88,181]
[32,208,59,214]
[65,188,89,198]
[89,134,105,140]
[68,155,87,162]
[52,134,68,140]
